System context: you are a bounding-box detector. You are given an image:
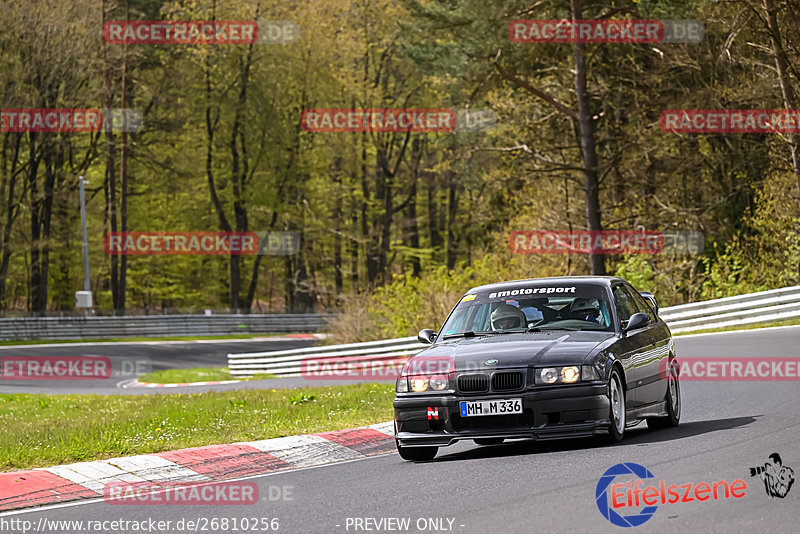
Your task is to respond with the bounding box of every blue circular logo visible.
[595,463,658,527]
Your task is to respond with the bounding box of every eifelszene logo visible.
[596,463,659,527]
[595,462,748,527]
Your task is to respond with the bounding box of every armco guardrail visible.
[0,314,330,341]
[228,337,426,378]
[228,286,800,377]
[658,285,800,334]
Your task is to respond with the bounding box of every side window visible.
[612,285,638,326]
[626,285,657,322]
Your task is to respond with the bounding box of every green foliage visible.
[289,392,316,405]
[615,255,655,291]
[1,0,799,319]
[700,172,800,299]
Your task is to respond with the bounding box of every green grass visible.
[674,316,800,336]
[137,367,275,384]
[0,384,394,472]
[0,332,296,346]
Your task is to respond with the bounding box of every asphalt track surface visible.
[1,325,799,533]
[0,338,316,395]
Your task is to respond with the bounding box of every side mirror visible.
[623,312,650,334]
[639,291,658,315]
[417,329,436,344]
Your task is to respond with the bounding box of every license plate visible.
[459,398,522,417]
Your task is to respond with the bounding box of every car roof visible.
[466,276,623,294]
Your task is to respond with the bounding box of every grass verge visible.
[0,384,394,472]
[136,367,274,384]
[0,333,298,346]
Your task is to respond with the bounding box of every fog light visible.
[429,375,448,390]
[540,368,558,384]
[411,377,429,392]
[561,366,579,383]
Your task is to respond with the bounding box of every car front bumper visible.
[394,382,611,447]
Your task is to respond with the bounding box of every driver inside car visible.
[569,298,602,323]
[491,303,529,331]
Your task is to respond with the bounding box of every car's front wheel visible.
[396,442,438,461]
[606,368,626,443]
[647,358,680,429]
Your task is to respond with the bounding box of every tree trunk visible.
[333,164,344,293]
[446,175,458,270]
[571,0,605,275]
[377,150,392,283]
[117,0,131,315]
[406,172,420,277]
[427,174,442,253]
[762,0,800,283]
[102,0,120,312]
[763,0,800,192]
[29,139,57,313]
[362,135,378,284]
[0,133,23,309]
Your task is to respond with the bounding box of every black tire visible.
[474,438,505,446]
[396,443,438,461]
[647,358,681,430]
[606,368,626,443]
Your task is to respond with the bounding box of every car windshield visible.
[440,283,614,335]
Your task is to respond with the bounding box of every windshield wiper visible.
[537,326,582,331]
[441,331,495,339]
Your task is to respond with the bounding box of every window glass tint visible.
[626,285,656,321]
[612,285,638,325]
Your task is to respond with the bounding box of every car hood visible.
[414,331,615,371]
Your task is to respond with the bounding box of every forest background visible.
[1,0,799,342]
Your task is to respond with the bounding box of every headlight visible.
[539,368,559,384]
[398,374,451,393]
[429,375,448,390]
[561,366,579,383]
[535,365,594,385]
[411,376,429,392]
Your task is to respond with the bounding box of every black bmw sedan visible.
[393,276,681,461]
